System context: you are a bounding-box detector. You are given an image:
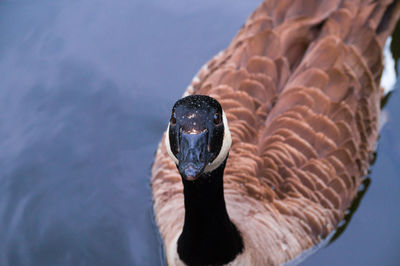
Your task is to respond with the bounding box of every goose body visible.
[151,0,400,265]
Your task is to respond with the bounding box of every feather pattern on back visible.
[151,0,400,265]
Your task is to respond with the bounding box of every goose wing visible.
[152,0,400,264]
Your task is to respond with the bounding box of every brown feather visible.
[152,0,400,264]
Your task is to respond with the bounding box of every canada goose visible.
[151,0,400,265]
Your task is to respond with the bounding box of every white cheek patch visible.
[164,124,179,165]
[204,111,231,173]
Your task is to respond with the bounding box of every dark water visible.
[0,1,399,265]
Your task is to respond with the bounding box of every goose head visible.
[165,95,232,181]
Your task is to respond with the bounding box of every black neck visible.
[177,159,243,266]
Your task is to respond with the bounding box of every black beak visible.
[177,130,211,181]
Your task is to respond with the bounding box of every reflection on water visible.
[328,178,371,245]
[0,1,399,265]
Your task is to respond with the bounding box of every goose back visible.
[151,0,400,264]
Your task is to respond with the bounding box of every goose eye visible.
[170,112,177,125]
[213,113,222,125]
